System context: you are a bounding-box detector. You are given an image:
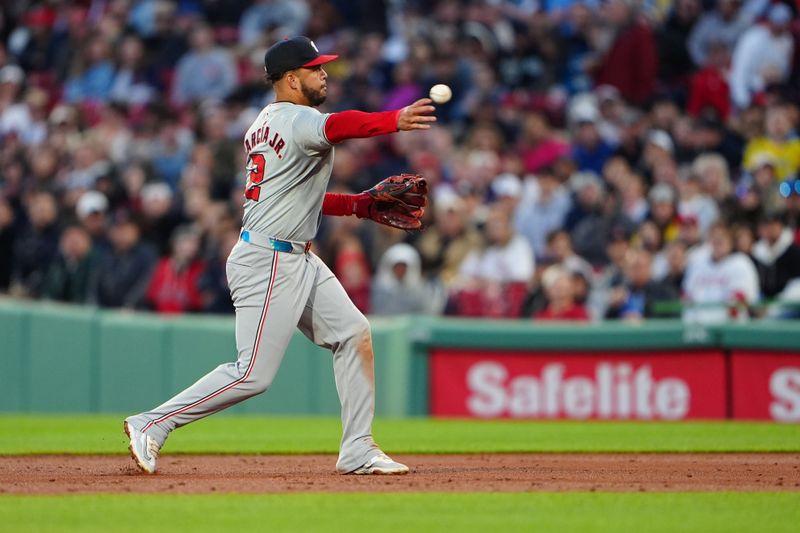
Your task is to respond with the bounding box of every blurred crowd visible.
[0,0,799,323]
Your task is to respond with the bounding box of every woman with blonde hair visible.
[691,152,736,218]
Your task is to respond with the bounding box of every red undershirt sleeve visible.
[324,109,400,144]
[321,192,355,216]
[322,192,371,217]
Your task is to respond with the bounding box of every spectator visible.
[11,191,60,298]
[675,213,706,261]
[41,225,98,304]
[334,235,372,315]
[515,167,571,259]
[564,171,605,232]
[752,211,800,298]
[141,1,188,78]
[652,154,681,189]
[146,226,206,314]
[370,243,428,316]
[570,268,592,310]
[417,194,482,287]
[128,0,167,38]
[656,0,701,88]
[452,207,534,317]
[687,0,760,67]
[641,129,675,177]
[570,106,614,175]
[654,240,688,294]
[692,152,736,218]
[91,216,157,309]
[571,182,635,267]
[518,112,571,174]
[687,40,732,120]
[75,190,110,251]
[560,3,597,94]
[9,5,59,73]
[620,173,649,225]
[545,229,593,278]
[201,107,240,199]
[733,223,757,256]
[490,173,524,215]
[593,0,659,105]
[736,104,767,144]
[638,219,666,256]
[238,0,310,46]
[0,65,34,143]
[650,96,682,135]
[594,85,627,147]
[534,265,590,321]
[150,108,194,190]
[109,33,157,106]
[587,225,630,317]
[89,102,134,165]
[137,182,181,255]
[172,24,237,106]
[64,36,115,104]
[61,140,112,193]
[729,3,794,110]
[606,248,679,320]
[679,168,719,235]
[746,152,784,214]
[646,183,679,243]
[683,222,760,323]
[691,116,744,172]
[743,104,800,181]
[198,228,239,314]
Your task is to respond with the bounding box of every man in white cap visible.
[75,190,110,249]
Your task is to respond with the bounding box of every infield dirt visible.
[1,453,799,494]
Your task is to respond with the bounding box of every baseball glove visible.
[356,173,428,231]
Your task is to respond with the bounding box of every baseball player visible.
[124,36,432,475]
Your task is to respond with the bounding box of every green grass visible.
[2,417,797,532]
[1,415,799,454]
[0,493,797,533]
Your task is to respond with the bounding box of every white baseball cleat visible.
[124,420,160,474]
[350,453,409,475]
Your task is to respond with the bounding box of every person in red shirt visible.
[146,226,206,314]
[593,0,659,106]
[534,265,590,321]
[519,112,571,174]
[687,40,731,120]
[333,235,372,315]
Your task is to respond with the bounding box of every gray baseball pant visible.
[126,240,379,473]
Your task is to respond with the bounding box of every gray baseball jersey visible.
[242,102,334,241]
[126,101,382,473]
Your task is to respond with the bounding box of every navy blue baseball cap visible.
[264,37,338,80]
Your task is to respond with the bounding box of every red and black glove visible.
[353,173,428,230]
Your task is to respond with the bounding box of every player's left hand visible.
[354,173,428,231]
[397,99,437,131]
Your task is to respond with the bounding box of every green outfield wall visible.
[0,301,798,418]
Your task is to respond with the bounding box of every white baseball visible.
[429,84,452,104]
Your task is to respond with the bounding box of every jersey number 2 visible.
[244,153,266,201]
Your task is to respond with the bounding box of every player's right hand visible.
[397,98,437,131]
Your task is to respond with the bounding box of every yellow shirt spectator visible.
[743,105,800,180]
[743,138,800,180]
